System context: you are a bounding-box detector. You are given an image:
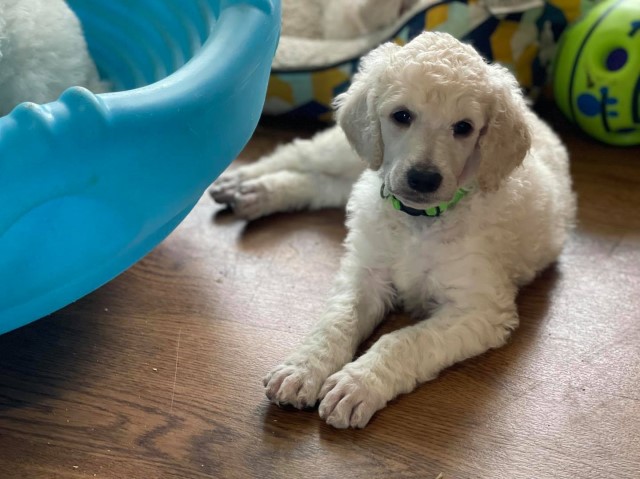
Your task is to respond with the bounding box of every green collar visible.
[381,183,469,218]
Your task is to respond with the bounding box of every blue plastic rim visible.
[0,0,281,334]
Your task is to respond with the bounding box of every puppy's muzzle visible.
[406,167,442,193]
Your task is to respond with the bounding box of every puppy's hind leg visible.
[209,140,308,204]
[210,126,363,214]
[227,170,354,220]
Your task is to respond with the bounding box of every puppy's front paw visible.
[318,367,387,429]
[263,362,329,409]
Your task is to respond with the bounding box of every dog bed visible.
[0,0,280,334]
[265,0,593,121]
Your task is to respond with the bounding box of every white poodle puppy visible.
[211,32,576,428]
[0,0,107,116]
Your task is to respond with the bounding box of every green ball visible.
[554,0,640,146]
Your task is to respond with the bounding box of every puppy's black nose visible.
[407,168,442,193]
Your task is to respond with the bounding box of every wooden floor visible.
[1,103,639,479]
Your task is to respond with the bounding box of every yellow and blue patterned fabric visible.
[266,0,598,122]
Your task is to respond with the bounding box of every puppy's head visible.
[334,32,532,208]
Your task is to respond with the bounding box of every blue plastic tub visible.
[0,0,281,334]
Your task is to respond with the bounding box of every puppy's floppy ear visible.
[333,42,399,170]
[475,64,532,192]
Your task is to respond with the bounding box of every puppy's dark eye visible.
[392,110,412,126]
[453,121,473,137]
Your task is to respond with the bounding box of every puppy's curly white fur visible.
[0,0,107,116]
[212,32,576,428]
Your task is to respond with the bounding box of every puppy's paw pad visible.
[231,180,271,220]
[263,363,326,410]
[318,369,386,429]
[209,172,245,203]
